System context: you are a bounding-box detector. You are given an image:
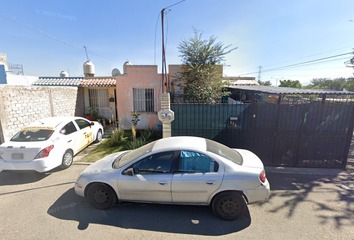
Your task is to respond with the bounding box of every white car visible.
[75,136,270,220]
[0,117,103,173]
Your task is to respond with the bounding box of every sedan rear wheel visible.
[87,183,117,210]
[60,150,73,169]
[212,192,246,220]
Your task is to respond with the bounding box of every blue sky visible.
[1,0,354,85]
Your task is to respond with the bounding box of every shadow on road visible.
[0,171,50,185]
[48,188,251,236]
[264,172,354,229]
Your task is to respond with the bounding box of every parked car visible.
[75,136,270,220]
[0,117,103,173]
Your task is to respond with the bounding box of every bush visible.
[109,128,125,146]
[125,138,148,150]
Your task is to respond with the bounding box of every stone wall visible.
[0,85,83,143]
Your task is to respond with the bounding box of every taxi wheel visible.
[60,150,73,169]
[212,192,246,220]
[87,183,117,210]
[95,130,103,143]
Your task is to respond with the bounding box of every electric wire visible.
[240,52,353,76]
[0,9,119,63]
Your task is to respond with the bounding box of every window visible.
[11,129,54,142]
[88,89,109,108]
[59,122,77,135]
[75,119,91,130]
[177,151,219,173]
[132,151,175,173]
[133,88,154,112]
[206,139,243,165]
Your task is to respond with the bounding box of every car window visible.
[132,151,175,174]
[10,128,54,142]
[116,141,156,168]
[177,151,219,173]
[206,139,243,165]
[75,119,91,130]
[59,122,77,135]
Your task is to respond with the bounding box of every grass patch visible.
[78,128,161,163]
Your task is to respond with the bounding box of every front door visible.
[118,151,176,203]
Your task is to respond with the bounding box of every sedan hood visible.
[83,151,126,174]
[236,149,264,169]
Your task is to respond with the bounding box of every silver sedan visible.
[75,136,270,220]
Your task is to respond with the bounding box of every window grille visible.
[133,88,154,112]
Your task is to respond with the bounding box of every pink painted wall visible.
[116,65,163,130]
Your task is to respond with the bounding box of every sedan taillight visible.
[259,170,266,183]
[34,145,54,159]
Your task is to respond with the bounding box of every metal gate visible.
[171,102,354,168]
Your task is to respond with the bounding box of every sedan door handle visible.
[159,182,168,186]
[206,181,216,185]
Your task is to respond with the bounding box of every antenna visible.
[84,46,90,61]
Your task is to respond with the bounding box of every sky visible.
[1,0,354,86]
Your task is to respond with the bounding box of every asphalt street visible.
[0,164,353,240]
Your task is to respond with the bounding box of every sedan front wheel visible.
[87,183,117,210]
[212,192,246,220]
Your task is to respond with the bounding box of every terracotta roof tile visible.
[79,78,116,87]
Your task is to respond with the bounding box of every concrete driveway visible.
[0,164,353,240]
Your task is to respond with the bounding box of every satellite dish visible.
[112,68,121,76]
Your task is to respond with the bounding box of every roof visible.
[227,85,354,95]
[153,136,207,152]
[33,77,83,86]
[79,77,116,87]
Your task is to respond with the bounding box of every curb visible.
[265,166,350,176]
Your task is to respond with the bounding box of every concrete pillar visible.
[158,93,174,138]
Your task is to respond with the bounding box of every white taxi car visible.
[0,117,103,173]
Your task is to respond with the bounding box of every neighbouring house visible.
[223,76,259,86]
[0,53,38,85]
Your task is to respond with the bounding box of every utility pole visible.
[158,8,174,138]
[258,66,262,82]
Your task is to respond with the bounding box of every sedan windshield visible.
[114,141,156,168]
[206,139,243,165]
[10,128,54,142]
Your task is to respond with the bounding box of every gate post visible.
[158,93,174,138]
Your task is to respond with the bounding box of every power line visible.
[240,51,353,76]
[0,9,119,63]
[164,0,187,9]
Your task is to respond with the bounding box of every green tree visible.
[258,80,272,86]
[278,80,302,88]
[176,28,237,103]
[306,78,346,90]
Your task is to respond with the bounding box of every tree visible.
[278,80,302,88]
[176,28,237,103]
[258,80,272,86]
[306,78,346,90]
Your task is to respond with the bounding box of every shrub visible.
[125,138,147,150]
[109,128,125,146]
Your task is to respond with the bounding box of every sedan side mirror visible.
[123,168,135,176]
